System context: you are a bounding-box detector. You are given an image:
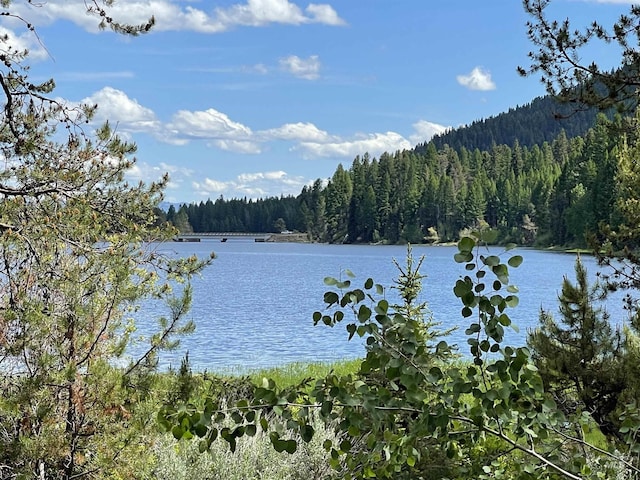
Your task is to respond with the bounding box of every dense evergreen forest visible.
[424,95,603,152]
[164,107,621,247]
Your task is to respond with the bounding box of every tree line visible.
[158,195,306,234]
[170,113,623,248]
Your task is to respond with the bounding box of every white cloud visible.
[215,0,307,27]
[126,160,193,189]
[77,90,286,157]
[279,55,321,80]
[251,63,269,75]
[168,108,252,138]
[261,122,331,142]
[212,139,262,154]
[305,4,346,25]
[76,88,446,163]
[193,170,309,199]
[409,120,449,145]
[457,66,496,91]
[164,109,266,153]
[297,131,412,159]
[201,178,230,193]
[82,87,161,132]
[165,109,264,153]
[214,0,346,29]
[3,0,345,34]
[238,171,288,183]
[160,161,194,178]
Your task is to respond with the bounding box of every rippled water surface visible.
[131,241,629,372]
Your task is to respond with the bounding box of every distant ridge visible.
[417,95,603,154]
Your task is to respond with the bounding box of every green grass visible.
[246,358,362,388]
[583,419,611,451]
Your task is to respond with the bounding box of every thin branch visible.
[450,415,583,480]
[124,290,191,376]
[0,73,19,139]
[551,426,640,474]
[76,284,119,367]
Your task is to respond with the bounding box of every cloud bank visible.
[82,87,446,160]
[4,0,346,34]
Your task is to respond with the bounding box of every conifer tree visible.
[0,3,211,478]
[528,256,625,437]
[520,0,640,114]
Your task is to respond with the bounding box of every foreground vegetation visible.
[5,232,638,479]
[160,238,640,480]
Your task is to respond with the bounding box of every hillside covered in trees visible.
[169,105,620,248]
[424,94,604,152]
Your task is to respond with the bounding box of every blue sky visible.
[2,0,632,203]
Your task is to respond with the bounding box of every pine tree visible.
[528,256,625,437]
[0,3,210,478]
[173,204,194,233]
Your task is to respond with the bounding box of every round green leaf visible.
[323,291,339,305]
[194,422,208,438]
[483,255,500,267]
[357,305,371,322]
[284,439,297,454]
[458,236,475,252]
[508,255,523,267]
[505,295,519,307]
[301,424,314,443]
[465,323,481,335]
[454,251,473,263]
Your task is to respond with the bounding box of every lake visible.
[131,241,631,372]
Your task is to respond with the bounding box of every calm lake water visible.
[131,241,631,372]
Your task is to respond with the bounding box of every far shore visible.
[184,230,599,254]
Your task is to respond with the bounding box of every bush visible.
[151,410,339,480]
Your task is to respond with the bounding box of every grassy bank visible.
[246,358,362,387]
[148,359,363,480]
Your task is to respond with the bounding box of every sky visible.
[0,0,634,204]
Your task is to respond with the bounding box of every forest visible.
[168,110,621,248]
